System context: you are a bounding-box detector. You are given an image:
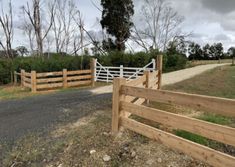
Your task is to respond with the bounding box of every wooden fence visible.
[15,68,94,92]
[112,65,235,167]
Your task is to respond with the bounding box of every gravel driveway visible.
[0,89,111,142]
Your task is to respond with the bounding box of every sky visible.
[1,0,235,51]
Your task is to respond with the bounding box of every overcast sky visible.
[1,0,235,51]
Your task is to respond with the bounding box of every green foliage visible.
[188,42,226,60]
[0,54,91,84]
[163,54,187,72]
[96,51,187,72]
[1,51,188,85]
[196,113,233,125]
[174,130,209,145]
[100,0,134,51]
[0,59,12,84]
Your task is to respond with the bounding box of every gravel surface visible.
[0,89,111,142]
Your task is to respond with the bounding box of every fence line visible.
[15,64,95,93]
[111,55,235,167]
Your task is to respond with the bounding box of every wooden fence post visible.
[120,65,124,77]
[63,69,68,88]
[157,55,163,89]
[144,70,150,105]
[152,59,156,70]
[112,77,126,135]
[14,71,17,85]
[21,69,25,87]
[31,71,37,93]
[90,58,96,87]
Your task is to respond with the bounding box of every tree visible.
[167,36,187,55]
[52,0,82,54]
[228,47,235,65]
[18,21,35,53]
[16,46,29,57]
[209,43,224,62]
[132,0,184,51]
[0,0,14,59]
[100,0,134,51]
[202,44,210,60]
[23,0,55,56]
[188,42,203,60]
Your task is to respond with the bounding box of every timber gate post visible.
[90,58,96,87]
[112,77,126,135]
[63,69,68,88]
[157,55,163,89]
[21,69,25,87]
[14,71,17,85]
[31,71,37,93]
[144,70,150,105]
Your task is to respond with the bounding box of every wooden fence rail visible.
[15,68,94,93]
[112,56,235,167]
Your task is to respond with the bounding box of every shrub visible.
[0,51,188,85]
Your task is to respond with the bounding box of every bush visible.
[0,54,91,85]
[96,51,187,72]
[0,51,188,85]
[163,54,187,72]
[0,59,12,84]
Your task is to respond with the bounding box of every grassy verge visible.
[150,65,235,155]
[0,82,110,100]
[164,65,235,99]
[186,59,232,67]
[0,86,34,100]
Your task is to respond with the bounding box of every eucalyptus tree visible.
[100,0,134,51]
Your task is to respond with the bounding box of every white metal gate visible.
[94,59,156,82]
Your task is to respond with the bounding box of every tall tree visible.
[0,0,14,59]
[16,46,29,57]
[167,36,187,56]
[132,0,184,51]
[209,43,224,62]
[202,44,210,60]
[228,47,235,65]
[188,42,203,60]
[52,0,82,54]
[100,0,134,51]
[23,0,55,56]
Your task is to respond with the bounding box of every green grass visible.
[0,86,32,100]
[0,82,110,100]
[174,130,209,145]
[187,59,233,67]
[154,65,235,151]
[164,65,235,99]
[196,113,233,125]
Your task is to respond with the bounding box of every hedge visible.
[0,52,187,85]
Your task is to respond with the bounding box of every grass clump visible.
[196,113,233,125]
[174,130,209,146]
